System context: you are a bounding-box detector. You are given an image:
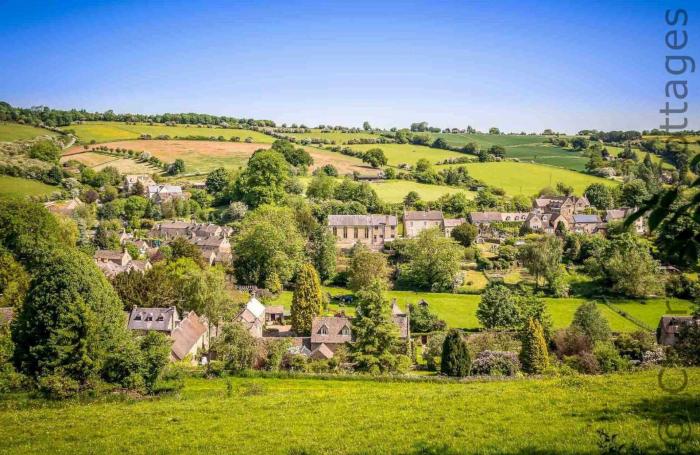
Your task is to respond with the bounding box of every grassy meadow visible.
[447,161,617,196]
[60,151,158,174]
[0,122,56,142]
[346,142,467,167]
[273,287,689,332]
[368,179,475,203]
[64,121,274,144]
[0,175,59,198]
[1,369,698,454]
[282,129,380,144]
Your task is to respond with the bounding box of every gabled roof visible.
[469,212,503,223]
[404,210,444,221]
[327,214,398,227]
[443,218,465,227]
[246,297,266,319]
[265,305,285,315]
[171,312,208,360]
[310,343,334,360]
[311,316,353,344]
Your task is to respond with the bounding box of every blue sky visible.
[0,0,698,133]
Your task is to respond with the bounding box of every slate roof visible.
[469,212,503,223]
[443,218,465,227]
[327,214,398,227]
[128,307,180,332]
[572,214,601,224]
[404,210,444,221]
[310,343,334,360]
[94,250,129,261]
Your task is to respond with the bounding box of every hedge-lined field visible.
[64,121,274,144]
[346,142,467,166]
[0,175,58,198]
[273,287,690,332]
[0,123,55,142]
[368,179,475,203]
[1,370,698,454]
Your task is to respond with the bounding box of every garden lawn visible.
[0,175,59,198]
[64,121,274,144]
[0,122,55,141]
[1,370,699,454]
[450,161,618,196]
[271,288,682,332]
[369,180,475,203]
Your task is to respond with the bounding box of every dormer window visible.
[134,314,142,321]
[319,325,328,335]
[145,314,153,322]
[156,315,164,322]
[341,326,350,336]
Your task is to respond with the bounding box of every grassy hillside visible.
[0,175,58,198]
[273,288,689,332]
[64,121,274,144]
[282,129,380,144]
[2,370,698,454]
[369,180,475,203]
[0,122,56,142]
[451,161,617,196]
[346,143,467,167]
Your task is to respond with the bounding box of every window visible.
[341,326,350,336]
[156,314,164,322]
[332,227,337,236]
[319,325,328,335]
[353,227,358,239]
[145,315,153,322]
[364,228,369,239]
[343,227,347,239]
[134,314,142,321]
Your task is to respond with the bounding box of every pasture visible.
[1,369,698,454]
[0,122,56,142]
[346,143,467,167]
[445,161,617,196]
[64,121,274,144]
[368,179,475,203]
[272,287,688,332]
[0,175,59,198]
[65,140,373,176]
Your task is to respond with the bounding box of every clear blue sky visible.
[0,0,698,133]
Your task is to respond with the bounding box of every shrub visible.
[206,360,226,378]
[564,353,600,374]
[470,351,520,376]
[593,342,629,373]
[466,331,520,359]
[673,321,700,366]
[641,347,666,366]
[520,318,549,374]
[613,331,657,362]
[37,373,81,400]
[422,332,446,371]
[553,328,592,357]
[570,302,611,343]
[440,329,471,377]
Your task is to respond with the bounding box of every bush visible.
[206,360,226,378]
[614,331,657,362]
[641,347,666,366]
[564,353,600,374]
[553,328,592,357]
[470,351,520,376]
[440,329,471,377]
[37,373,81,400]
[466,331,520,358]
[422,332,446,371]
[593,342,629,373]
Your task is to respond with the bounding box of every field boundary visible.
[596,298,655,332]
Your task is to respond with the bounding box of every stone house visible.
[124,174,156,194]
[328,214,398,250]
[443,218,466,237]
[604,208,645,234]
[571,214,603,234]
[235,297,266,338]
[657,316,698,346]
[404,211,444,238]
[147,184,184,203]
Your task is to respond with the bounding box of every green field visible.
[447,161,617,196]
[273,287,687,332]
[346,143,467,167]
[0,175,59,198]
[0,123,56,142]
[369,180,475,203]
[1,369,698,454]
[433,133,553,148]
[64,121,274,144]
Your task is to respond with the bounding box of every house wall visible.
[404,220,442,238]
[331,224,396,249]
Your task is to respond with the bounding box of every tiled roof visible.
[310,343,334,360]
[443,218,465,227]
[265,305,285,315]
[404,210,444,221]
[171,312,208,361]
[469,212,503,223]
[94,250,128,261]
[311,316,353,344]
